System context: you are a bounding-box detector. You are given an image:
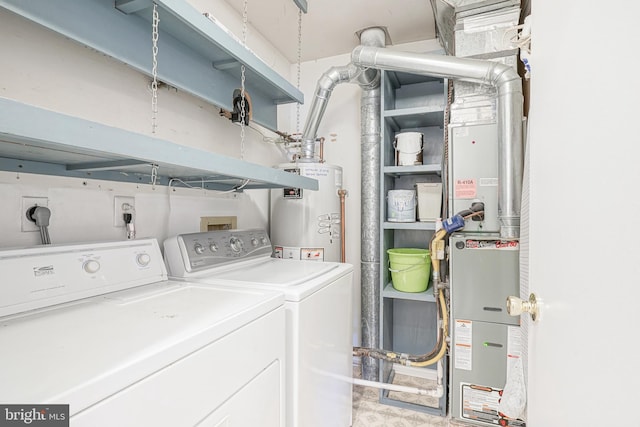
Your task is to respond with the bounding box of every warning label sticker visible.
[274,246,283,258]
[301,248,324,261]
[455,179,477,199]
[454,319,473,371]
[461,383,526,426]
[465,240,519,250]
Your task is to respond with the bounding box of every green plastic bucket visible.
[387,248,431,293]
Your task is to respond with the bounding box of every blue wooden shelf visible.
[0,97,318,191]
[0,0,303,131]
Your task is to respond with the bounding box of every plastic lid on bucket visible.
[387,248,431,293]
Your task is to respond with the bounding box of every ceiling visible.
[222,0,437,62]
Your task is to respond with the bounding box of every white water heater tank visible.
[270,163,343,262]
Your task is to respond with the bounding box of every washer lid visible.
[0,281,283,415]
[212,258,339,286]
[185,258,353,301]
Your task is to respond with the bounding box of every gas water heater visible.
[270,163,343,262]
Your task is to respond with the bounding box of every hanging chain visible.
[150,164,158,186]
[239,0,248,160]
[151,4,160,134]
[295,8,302,136]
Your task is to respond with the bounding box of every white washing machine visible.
[0,238,286,427]
[163,229,354,427]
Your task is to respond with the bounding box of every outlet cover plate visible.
[21,196,49,232]
[114,196,135,227]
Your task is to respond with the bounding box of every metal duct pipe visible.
[300,63,360,161]
[352,46,524,238]
[299,28,383,161]
[360,85,381,381]
[356,26,385,382]
[296,26,385,381]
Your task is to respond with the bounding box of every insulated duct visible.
[351,46,523,238]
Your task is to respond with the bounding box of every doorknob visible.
[506,293,539,322]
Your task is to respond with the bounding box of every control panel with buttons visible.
[0,239,167,317]
[173,229,273,271]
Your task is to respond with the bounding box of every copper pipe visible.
[338,189,347,263]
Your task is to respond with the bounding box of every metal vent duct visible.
[429,0,521,55]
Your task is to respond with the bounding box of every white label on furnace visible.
[335,168,343,187]
[479,177,498,186]
[453,127,469,137]
[454,319,473,371]
[507,325,522,359]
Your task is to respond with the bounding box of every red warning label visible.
[465,240,519,250]
[455,179,477,199]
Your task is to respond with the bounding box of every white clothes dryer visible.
[164,229,354,427]
[0,239,286,427]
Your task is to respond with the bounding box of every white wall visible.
[0,172,266,247]
[0,6,290,247]
[280,38,443,345]
[527,1,640,424]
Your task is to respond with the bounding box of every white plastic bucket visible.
[387,190,416,222]
[394,132,423,166]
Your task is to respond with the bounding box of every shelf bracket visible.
[114,0,151,14]
[212,59,240,71]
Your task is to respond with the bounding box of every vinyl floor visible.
[351,366,471,427]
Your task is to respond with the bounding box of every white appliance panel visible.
[71,309,285,426]
[0,281,283,416]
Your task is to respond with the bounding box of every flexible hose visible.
[407,291,448,367]
[352,288,448,366]
[353,208,485,366]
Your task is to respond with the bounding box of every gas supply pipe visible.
[338,189,347,263]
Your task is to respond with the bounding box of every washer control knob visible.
[209,243,218,252]
[229,236,244,253]
[136,253,151,267]
[83,260,101,274]
[194,243,205,255]
[250,238,258,247]
[260,237,268,245]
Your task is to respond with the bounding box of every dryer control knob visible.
[83,260,101,274]
[194,243,205,255]
[229,236,244,253]
[209,243,218,252]
[250,238,258,247]
[136,253,151,267]
[260,237,268,245]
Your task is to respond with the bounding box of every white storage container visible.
[415,182,442,222]
[394,132,424,166]
[387,190,416,222]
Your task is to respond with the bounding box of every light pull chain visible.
[239,0,248,160]
[151,3,160,134]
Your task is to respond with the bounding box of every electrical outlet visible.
[114,196,135,227]
[21,196,49,232]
